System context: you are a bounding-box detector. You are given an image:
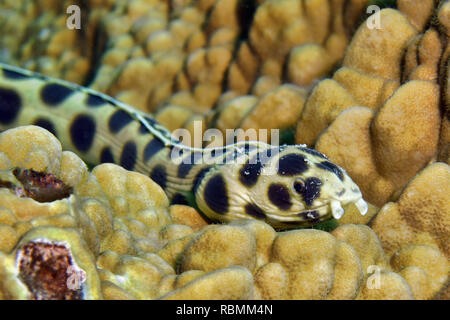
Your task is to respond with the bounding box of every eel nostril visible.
[293,178,305,193]
[336,188,346,197]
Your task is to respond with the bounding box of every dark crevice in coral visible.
[281,49,291,84]
[422,1,439,32]
[200,5,217,38]
[82,20,108,87]
[399,45,408,85]
[0,180,14,190]
[5,168,74,202]
[348,1,375,38]
[236,0,257,41]
[221,43,240,96]
[224,0,258,96]
[401,35,420,84]
[440,55,449,120]
[342,0,353,35]
[18,241,84,300]
[76,0,91,61]
[429,2,449,120]
[224,1,258,94]
[368,0,397,9]
[416,34,424,67]
[324,0,336,43]
[209,102,225,128]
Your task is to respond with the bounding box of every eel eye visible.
[293,178,305,194]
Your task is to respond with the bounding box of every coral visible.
[182,45,235,111]
[161,266,255,300]
[155,105,196,133]
[369,162,450,299]
[0,125,63,173]
[168,205,209,231]
[403,29,443,82]
[296,7,446,208]
[437,1,450,164]
[342,9,417,80]
[239,84,307,142]
[287,44,333,87]
[179,225,257,273]
[99,254,169,299]
[296,79,360,148]
[332,224,389,272]
[227,42,260,95]
[371,81,440,189]
[212,95,258,142]
[251,75,282,97]
[248,0,367,83]
[371,162,450,260]
[260,229,364,299]
[0,122,440,300]
[106,58,156,111]
[155,221,419,300]
[210,83,309,145]
[0,227,102,300]
[397,0,435,32]
[390,245,449,300]
[86,0,241,112]
[355,270,414,300]
[0,126,173,299]
[0,0,112,84]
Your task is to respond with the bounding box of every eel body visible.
[0,63,368,228]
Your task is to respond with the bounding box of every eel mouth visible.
[267,204,330,223]
[267,198,368,223]
[329,198,368,219]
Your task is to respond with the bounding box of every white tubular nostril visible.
[355,198,368,216]
[330,200,344,220]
